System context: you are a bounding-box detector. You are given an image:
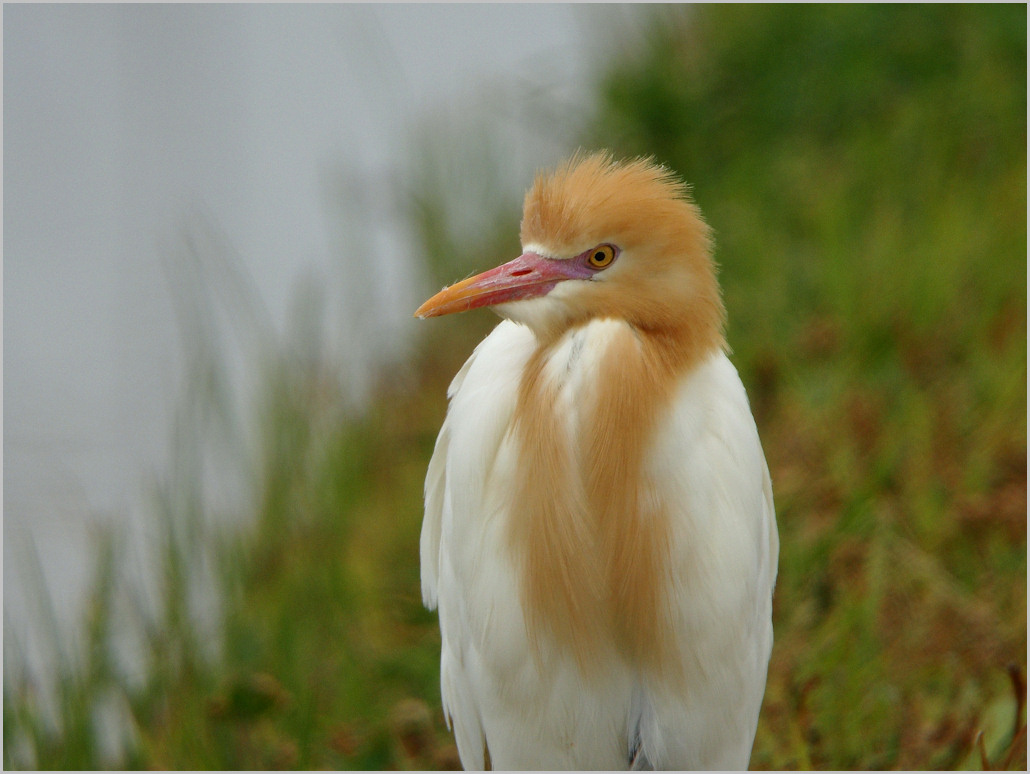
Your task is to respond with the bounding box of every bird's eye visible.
[587,244,617,269]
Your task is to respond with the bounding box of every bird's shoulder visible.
[651,348,775,543]
[420,319,534,609]
[447,318,537,400]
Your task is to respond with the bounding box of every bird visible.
[414,151,778,770]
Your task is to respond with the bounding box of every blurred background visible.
[3,5,1025,770]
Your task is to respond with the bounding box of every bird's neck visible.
[508,318,721,680]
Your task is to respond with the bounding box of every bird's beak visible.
[415,252,585,319]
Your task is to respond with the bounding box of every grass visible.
[4,4,1025,770]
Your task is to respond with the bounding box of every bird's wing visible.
[421,320,540,768]
[631,349,779,769]
[761,452,780,595]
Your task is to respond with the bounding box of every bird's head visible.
[415,152,725,347]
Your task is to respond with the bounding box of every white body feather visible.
[421,318,778,770]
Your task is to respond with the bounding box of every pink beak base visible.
[414,252,590,319]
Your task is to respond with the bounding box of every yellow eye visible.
[587,244,617,269]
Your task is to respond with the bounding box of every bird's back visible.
[421,318,777,770]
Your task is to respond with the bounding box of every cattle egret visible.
[415,152,778,770]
